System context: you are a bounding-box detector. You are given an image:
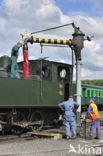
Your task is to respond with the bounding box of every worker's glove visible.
[59,114,63,120]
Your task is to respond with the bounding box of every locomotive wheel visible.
[7,111,25,123]
[30,111,44,131]
[7,111,25,135]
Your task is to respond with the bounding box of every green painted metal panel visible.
[0,77,39,106]
[0,77,64,107]
[41,81,64,106]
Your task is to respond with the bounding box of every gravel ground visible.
[0,136,103,156]
[0,127,103,156]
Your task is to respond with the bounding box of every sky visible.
[0,0,103,80]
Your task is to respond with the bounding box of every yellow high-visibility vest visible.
[89,103,100,119]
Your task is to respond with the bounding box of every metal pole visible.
[76,60,82,131]
[70,48,74,96]
[72,48,74,67]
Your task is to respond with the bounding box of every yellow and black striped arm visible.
[33,37,72,45]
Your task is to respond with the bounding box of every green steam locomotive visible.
[0,56,73,133]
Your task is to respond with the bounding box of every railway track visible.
[1,111,103,140]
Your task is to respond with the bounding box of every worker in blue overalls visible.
[11,42,22,78]
[58,96,79,139]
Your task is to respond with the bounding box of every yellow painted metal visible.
[69,40,72,44]
[33,38,36,42]
[39,38,42,42]
[63,40,67,44]
[51,39,54,43]
[21,33,32,40]
[45,38,49,43]
[27,132,62,136]
[57,40,61,44]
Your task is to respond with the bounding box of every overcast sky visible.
[0,0,103,80]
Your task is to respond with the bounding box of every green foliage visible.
[82,79,103,86]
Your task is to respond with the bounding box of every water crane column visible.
[71,23,85,129]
